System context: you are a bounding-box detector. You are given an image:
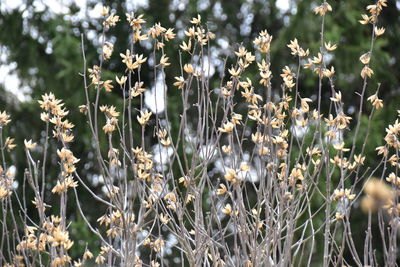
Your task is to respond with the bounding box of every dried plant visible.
[1,1,399,266]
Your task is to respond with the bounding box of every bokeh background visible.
[1,0,400,264]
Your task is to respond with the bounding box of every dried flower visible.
[180,40,192,52]
[333,188,356,201]
[359,14,370,24]
[95,255,105,264]
[159,54,170,67]
[173,76,185,89]
[359,52,371,65]
[103,13,120,29]
[190,14,201,25]
[216,184,227,195]
[137,110,152,126]
[314,2,332,16]
[333,141,350,152]
[115,76,127,87]
[287,38,309,57]
[103,42,113,60]
[253,30,272,54]
[222,145,231,153]
[367,94,383,109]
[330,91,342,102]
[24,139,37,150]
[324,41,337,51]
[101,6,109,17]
[224,169,237,183]
[218,122,235,133]
[361,66,374,79]
[83,249,93,259]
[103,80,114,92]
[222,203,232,215]
[0,111,11,127]
[5,137,16,151]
